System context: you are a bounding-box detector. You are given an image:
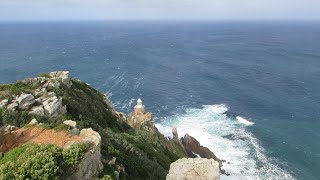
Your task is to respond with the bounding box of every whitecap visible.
[211,104,229,114]
[155,105,294,180]
[236,116,254,126]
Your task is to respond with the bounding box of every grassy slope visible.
[0,77,186,179]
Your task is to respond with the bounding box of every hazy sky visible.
[0,0,319,21]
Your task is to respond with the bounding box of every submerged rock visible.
[166,158,220,180]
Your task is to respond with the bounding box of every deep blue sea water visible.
[0,21,319,179]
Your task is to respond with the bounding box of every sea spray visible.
[155,104,294,180]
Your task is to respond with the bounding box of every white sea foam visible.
[155,104,295,180]
[211,104,229,114]
[236,116,254,126]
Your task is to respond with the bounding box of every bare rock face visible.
[29,106,45,116]
[166,158,220,180]
[70,128,103,180]
[0,99,8,108]
[49,71,72,88]
[181,134,222,169]
[42,95,66,117]
[17,93,35,110]
[172,127,179,142]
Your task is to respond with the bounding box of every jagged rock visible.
[29,106,45,116]
[172,127,179,142]
[17,93,35,110]
[71,128,103,180]
[103,94,114,112]
[181,134,222,169]
[108,157,116,165]
[43,96,66,117]
[48,80,60,89]
[0,99,9,108]
[49,71,72,88]
[29,118,38,126]
[63,120,77,128]
[166,158,220,180]
[7,103,18,111]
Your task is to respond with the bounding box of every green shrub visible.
[63,143,91,167]
[0,143,91,179]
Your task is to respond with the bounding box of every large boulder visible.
[17,93,35,110]
[166,158,220,180]
[181,134,222,169]
[43,96,66,117]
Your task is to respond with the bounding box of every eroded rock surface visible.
[166,158,220,180]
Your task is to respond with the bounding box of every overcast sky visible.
[0,0,319,21]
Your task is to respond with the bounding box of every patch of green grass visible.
[53,123,66,131]
[0,82,38,96]
[39,73,50,78]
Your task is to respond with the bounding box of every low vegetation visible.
[0,143,90,180]
[0,74,186,179]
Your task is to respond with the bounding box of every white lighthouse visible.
[134,98,145,115]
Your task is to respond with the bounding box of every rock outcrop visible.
[166,158,220,180]
[17,93,35,110]
[70,128,103,180]
[181,134,222,169]
[0,71,70,118]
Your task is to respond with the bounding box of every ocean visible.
[0,21,319,179]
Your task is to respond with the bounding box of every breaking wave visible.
[155,104,294,180]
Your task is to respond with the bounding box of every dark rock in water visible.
[181,134,222,169]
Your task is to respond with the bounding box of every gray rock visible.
[0,152,3,158]
[0,99,9,108]
[63,120,77,128]
[7,103,18,111]
[166,158,220,180]
[48,80,60,89]
[29,106,45,116]
[69,127,80,136]
[29,118,38,126]
[43,96,66,117]
[17,93,35,110]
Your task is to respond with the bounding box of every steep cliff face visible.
[166,158,220,180]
